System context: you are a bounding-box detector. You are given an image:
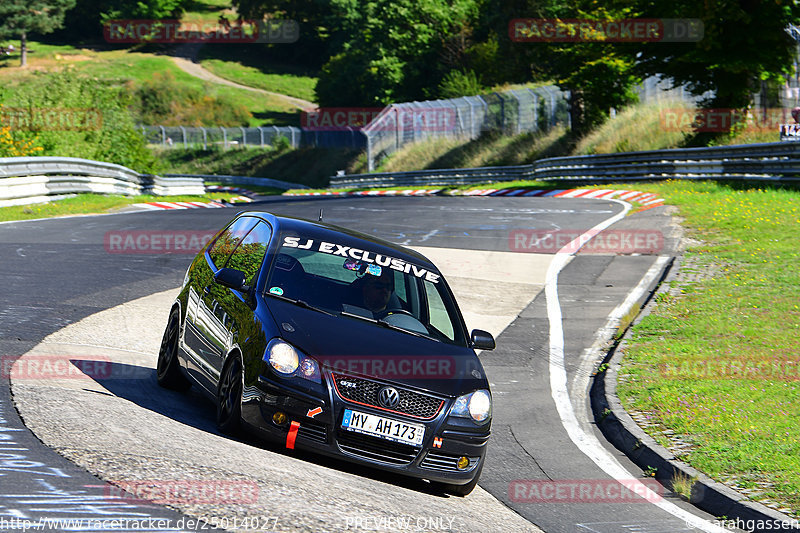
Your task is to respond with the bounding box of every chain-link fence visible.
[140,125,367,151]
[362,86,569,171]
[140,86,570,170]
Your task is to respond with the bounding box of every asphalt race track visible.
[0,195,731,532]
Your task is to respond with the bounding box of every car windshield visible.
[266,233,467,346]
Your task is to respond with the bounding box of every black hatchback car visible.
[157,212,495,495]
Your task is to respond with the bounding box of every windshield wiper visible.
[376,318,431,339]
[340,310,377,322]
[341,310,426,337]
[268,293,334,316]
[341,310,437,340]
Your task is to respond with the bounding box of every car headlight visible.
[263,339,320,383]
[449,389,492,424]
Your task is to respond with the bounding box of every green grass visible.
[613,180,800,516]
[351,127,571,174]
[574,98,691,154]
[0,42,302,126]
[181,0,235,23]
[0,192,240,222]
[198,45,317,104]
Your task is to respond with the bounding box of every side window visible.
[226,222,272,285]
[208,217,258,269]
[424,282,455,341]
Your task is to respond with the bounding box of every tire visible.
[156,308,190,391]
[436,461,483,496]
[217,356,243,435]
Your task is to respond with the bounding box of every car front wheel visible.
[156,308,190,391]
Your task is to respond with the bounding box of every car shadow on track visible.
[93,360,458,499]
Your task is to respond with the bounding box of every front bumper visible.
[241,373,490,485]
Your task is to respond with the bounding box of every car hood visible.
[264,299,487,397]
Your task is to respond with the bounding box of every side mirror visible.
[214,268,249,292]
[470,329,495,351]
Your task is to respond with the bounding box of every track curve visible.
[0,196,725,532]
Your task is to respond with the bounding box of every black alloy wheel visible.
[156,309,190,391]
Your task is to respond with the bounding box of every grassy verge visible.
[613,180,800,516]
[198,45,317,104]
[351,127,571,174]
[0,192,240,222]
[574,99,691,154]
[0,42,301,126]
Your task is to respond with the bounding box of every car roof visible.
[237,211,438,269]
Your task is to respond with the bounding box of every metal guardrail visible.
[0,157,260,207]
[329,141,800,188]
[164,173,308,191]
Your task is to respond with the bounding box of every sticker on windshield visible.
[365,264,382,276]
[281,236,440,283]
[269,286,284,296]
[343,258,361,271]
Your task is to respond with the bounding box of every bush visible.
[0,105,44,157]
[272,135,291,152]
[438,69,484,99]
[130,71,251,127]
[0,71,159,172]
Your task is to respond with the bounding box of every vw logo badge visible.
[378,387,400,409]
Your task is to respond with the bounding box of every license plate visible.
[341,409,425,447]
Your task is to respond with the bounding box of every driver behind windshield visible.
[360,269,394,313]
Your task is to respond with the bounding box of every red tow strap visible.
[286,421,300,449]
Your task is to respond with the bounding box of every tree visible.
[0,0,75,67]
[315,0,481,106]
[52,0,191,44]
[479,0,640,137]
[633,0,800,140]
[231,0,359,68]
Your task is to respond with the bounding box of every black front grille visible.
[297,420,327,444]
[336,430,420,465]
[331,373,444,419]
[420,452,480,472]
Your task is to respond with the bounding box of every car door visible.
[206,220,272,377]
[183,216,260,388]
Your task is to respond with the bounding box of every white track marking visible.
[545,198,730,532]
